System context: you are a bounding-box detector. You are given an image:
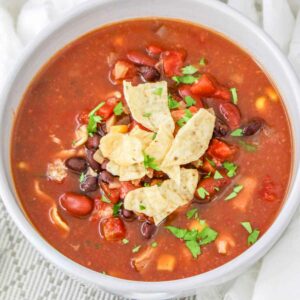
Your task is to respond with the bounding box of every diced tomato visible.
[100,182,120,204]
[90,198,113,221]
[195,173,230,201]
[161,50,185,77]
[202,159,216,173]
[128,120,151,132]
[260,176,278,202]
[101,217,126,241]
[207,139,237,162]
[178,85,204,108]
[219,102,241,130]
[96,98,118,120]
[127,50,157,67]
[120,181,138,199]
[171,106,198,123]
[77,111,89,124]
[213,86,231,101]
[146,45,163,56]
[190,74,216,96]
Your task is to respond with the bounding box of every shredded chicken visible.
[46,159,67,182]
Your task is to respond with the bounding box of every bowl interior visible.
[1,0,300,298]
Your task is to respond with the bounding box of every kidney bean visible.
[141,221,157,239]
[97,123,107,137]
[213,118,229,137]
[121,208,136,221]
[241,118,263,136]
[80,176,98,193]
[116,115,131,126]
[219,102,241,130]
[59,192,94,217]
[65,157,87,173]
[127,50,157,67]
[101,159,109,170]
[85,134,101,150]
[138,66,160,82]
[86,149,101,172]
[98,170,115,184]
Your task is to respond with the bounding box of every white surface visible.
[0,0,300,299]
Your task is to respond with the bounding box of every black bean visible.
[65,157,87,173]
[213,118,229,137]
[138,66,161,82]
[97,123,107,137]
[85,134,101,150]
[80,176,98,192]
[98,170,115,184]
[140,221,156,239]
[86,150,101,172]
[121,208,136,222]
[241,118,263,136]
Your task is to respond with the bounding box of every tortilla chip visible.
[100,132,144,166]
[145,124,173,164]
[161,165,181,185]
[129,126,154,149]
[124,185,176,225]
[123,81,174,133]
[106,161,120,176]
[162,109,215,167]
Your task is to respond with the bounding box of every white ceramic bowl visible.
[1,0,300,299]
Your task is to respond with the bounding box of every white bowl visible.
[1,0,300,299]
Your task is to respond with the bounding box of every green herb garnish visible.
[143,112,152,118]
[184,96,196,108]
[113,202,123,216]
[79,172,85,183]
[225,184,243,201]
[213,170,224,180]
[87,102,105,136]
[241,222,252,234]
[139,204,146,210]
[197,187,209,199]
[122,238,129,244]
[143,153,160,171]
[132,245,141,253]
[151,241,158,248]
[172,75,199,84]
[185,240,201,258]
[101,195,111,203]
[152,132,157,140]
[113,102,123,116]
[230,87,238,105]
[199,57,206,66]
[182,65,198,75]
[186,208,198,220]
[241,222,260,245]
[231,128,243,137]
[153,87,163,96]
[177,109,193,127]
[206,157,216,167]
[223,161,238,178]
[198,227,218,245]
[168,95,180,110]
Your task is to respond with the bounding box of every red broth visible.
[11,19,292,281]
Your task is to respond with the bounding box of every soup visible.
[11,19,292,281]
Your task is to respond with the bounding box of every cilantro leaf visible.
[230,87,238,105]
[143,153,160,171]
[198,227,218,245]
[101,195,111,203]
[177,109,193,127]
[153,87,163,96]
[143,112,152,118]
[183,229,199,241]
[113,102,123,116]
[199,57,206,66]
[239,140,257,152]
[165,226,188,239]
[151,241,158,248]
[186,208,198,220]
[231,128,243,137]
[206,157,216,167]
[113,202,123,216]
[184,96,196,108]
[241,222,252,234]
[172,75,199,84]
[213,170,223,180]
[132,245,141,253]
[122,238,129,244]
[168,95,180,110]
[182,65,198,75]
[79,172,85,183]
[225,184,243,201]
[248,229,260,245]
[152,132,157,140]
[223,161,238,178]
[87,102,105,136]
[197,187,209,199]
[139,204,146,210]
[185,240,201,258]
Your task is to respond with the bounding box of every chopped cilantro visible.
[223,161,237,178]
[143,182,151,187]
[151,241,158,248]
[197,187,209,199]
[168,95,180,110]
[152,132,157,140]
[143,112,152,118]
[186,208,198,220]
[248,229,260,245]
[79,172,85,183]
[230,87,238,105]
[113,202,123,216]
[231,128,243,137]
[132,245,141,253]
[225,184,243,201]
[214,170,224,180]
[165,226,188,239]
[239,140,257,152]
[89,102,105,116]
[87,102,105,136]
[177,109,193,127]
[241,222,252,234]
[206,157,216,167]
[139,204,146,210]
[172,75,199,84]
[143,153,160,171]
[113,102,123,116]
[184,96,196,108]
[182,65,198,75]
[198,227,218,245]
[204,172,211,179]
[122,238,129,244]
[214,187,220,192]
[153,87,163,96]
[199,57,206,66]
[185,240,201,258]
[101,195,111,203]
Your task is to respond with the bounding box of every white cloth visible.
[0,0,300,299]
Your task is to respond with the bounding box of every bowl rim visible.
[1,0,300,296]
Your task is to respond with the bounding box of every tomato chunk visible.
[178,85,203,108]
[161,50,185,77]
[191,74,216,96]
[120,181,138,199]
[214,86,231,101]
[100,182,120,204]
[171,106,198,123]
[146,45,163,56]
[90,198,113,221]
[96,98,118,120]
[219,102,241,130]
[77,111,89,124]
[101,217,126,241]
[207,139,237,162]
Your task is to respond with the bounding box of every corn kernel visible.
[265,87,278,102]
[255,96,266,111]
[157,254,176,271]
[109,125,128,134]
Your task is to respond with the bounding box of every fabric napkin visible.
[0,1,300,300]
